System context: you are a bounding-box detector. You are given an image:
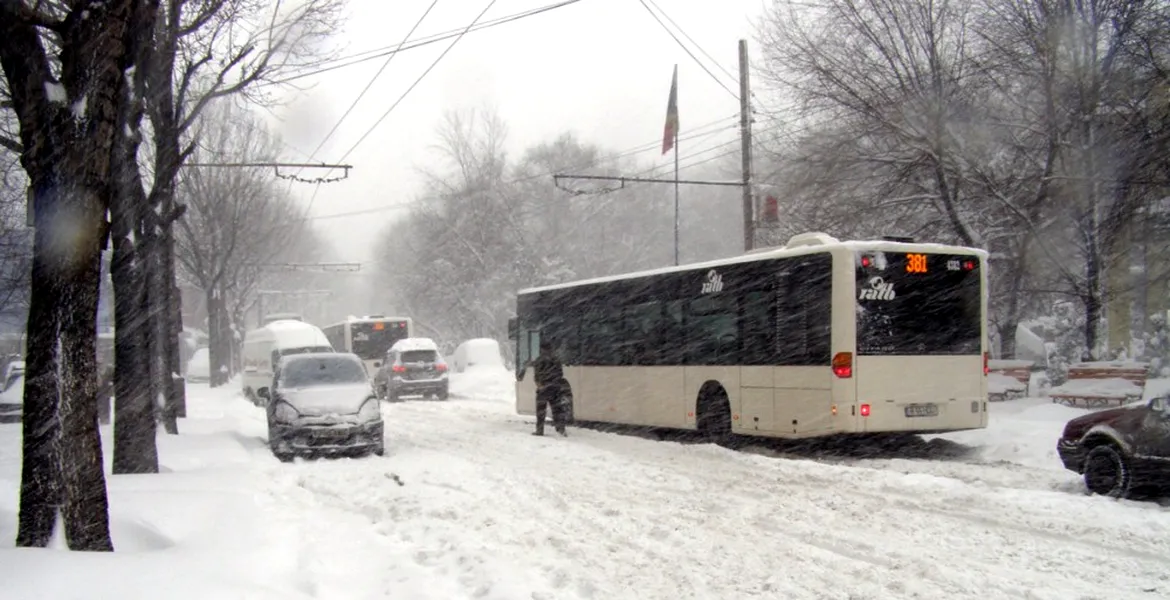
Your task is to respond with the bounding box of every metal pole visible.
[674,125,680,266]
[739,39,754,252]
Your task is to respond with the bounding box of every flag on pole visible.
[661,65,679,155]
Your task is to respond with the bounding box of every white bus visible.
[509,232,989,440]
[322,315,413,375]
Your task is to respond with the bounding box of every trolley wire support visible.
[182,161,354,185]
[552,173,745,191]
[247,262,363,272]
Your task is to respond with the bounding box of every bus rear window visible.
[855,252,981,356]
[352,322,409,360]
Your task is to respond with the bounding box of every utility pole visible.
[739,39,754,252]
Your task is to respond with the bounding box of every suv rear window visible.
[399,350,438,364]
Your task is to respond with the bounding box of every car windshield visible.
[280,356,367,388]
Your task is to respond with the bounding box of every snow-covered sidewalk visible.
[1,371,1168,599]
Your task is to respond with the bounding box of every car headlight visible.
[357,397,381,422]
[274,401,300,423]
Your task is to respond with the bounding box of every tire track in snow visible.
[383,399,1170,600]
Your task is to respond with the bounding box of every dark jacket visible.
[531,352,563,390]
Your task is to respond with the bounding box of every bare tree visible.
[0,0,152,551]
[107,0,341,465]
[175,99,306,387]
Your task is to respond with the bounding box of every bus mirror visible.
[507,317,518,340]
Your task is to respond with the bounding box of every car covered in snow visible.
[374,337,449,401]
[1056,395,1170,498]
[258,352,384,462]
[451,338,505,373]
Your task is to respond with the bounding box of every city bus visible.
[322,315,413,375]
[508,232,989,440]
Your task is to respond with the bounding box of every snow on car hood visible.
[280,384,373,416]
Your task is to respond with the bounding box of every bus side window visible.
[740,289,773,365]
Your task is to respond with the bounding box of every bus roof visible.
[323,316,412,328]
[518,233,988,295]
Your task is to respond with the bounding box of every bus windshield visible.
[855,252,981,356]
[350,321,409,360]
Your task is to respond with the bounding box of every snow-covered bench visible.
[1048,361,1149,409]
[987,359,1033,401]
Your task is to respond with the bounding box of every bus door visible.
[510,320,540,416]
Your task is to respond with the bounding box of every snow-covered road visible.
[2,372,1169,599]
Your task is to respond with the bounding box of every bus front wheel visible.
[696,384,732,443]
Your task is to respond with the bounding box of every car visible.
[374,337,449,401]
[1056,394,1170,499]
[451,338,505,373]
[258,352,384,462]
[0,373,22,424]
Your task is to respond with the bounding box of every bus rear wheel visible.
[696,384,732,443]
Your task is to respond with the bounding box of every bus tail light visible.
[832,352,853,378]
[983,352,989,375]
[392,365,406,373]
[860,403,871,417]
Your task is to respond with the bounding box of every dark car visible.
[259,352,384,462]
[1056,395,1170,498]
[374,338,449,401]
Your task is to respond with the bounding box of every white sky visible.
[265,0,770,263]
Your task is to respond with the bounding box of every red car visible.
[1057,395,1170,498]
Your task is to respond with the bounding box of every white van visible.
[242,320,334,405]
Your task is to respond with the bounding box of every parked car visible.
[258,352,383,462]
[1056,395,1170,498]
[2,360,24,392]
[0,373,23,424]
[374,337,449,401]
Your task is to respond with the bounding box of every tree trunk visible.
[56,190,114,552]
[110,0,161,475]
[15,183,64,547]
[206,285,228,387]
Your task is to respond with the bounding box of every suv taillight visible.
[435,362,447,372]
[392,365,406,373]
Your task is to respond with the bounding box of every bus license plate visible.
[904,404,939,418]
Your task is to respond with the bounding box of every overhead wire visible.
[334,0,501,165]
[301,0,441,168]
[634,0,739,100]
[297,0,441,214]
[643,0,737,84]
[263,0,585,88]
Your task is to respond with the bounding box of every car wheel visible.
[372,443,385,457]
[1083,444,1131,498]
[438,387,449,401]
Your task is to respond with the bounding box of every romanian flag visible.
[661,65,679,155]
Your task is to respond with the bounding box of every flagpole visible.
[673,126,679,266]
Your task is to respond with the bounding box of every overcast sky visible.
[265,0,769,263]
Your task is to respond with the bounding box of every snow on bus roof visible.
[518,235,988,295]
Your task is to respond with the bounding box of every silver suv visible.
[374,338,450,401]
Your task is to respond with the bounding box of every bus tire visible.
[696,383,732,443]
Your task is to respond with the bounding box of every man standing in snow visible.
[530,339,567,437]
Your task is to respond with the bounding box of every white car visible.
[452,338,505,373]
[259,352,383,462]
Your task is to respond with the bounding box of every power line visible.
[304,0,441,166]
[264,0,585,88]
[635,0,739,100]
[335,0,501,164]
[643,0,737,84]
